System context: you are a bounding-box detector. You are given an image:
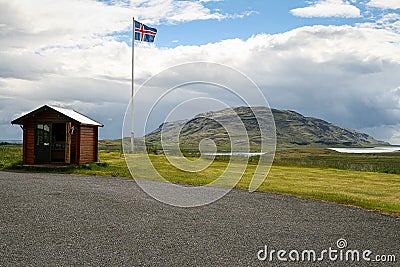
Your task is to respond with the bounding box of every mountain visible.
[145,106,388,150]
[271,108,387,147]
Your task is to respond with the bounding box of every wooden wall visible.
[23,120,35,165]
[79,126,98,164]
[71,126,78,164]
[18,108,99,165]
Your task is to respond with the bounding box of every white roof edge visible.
[48,105,103,127]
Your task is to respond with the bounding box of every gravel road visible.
[0,171,398,266]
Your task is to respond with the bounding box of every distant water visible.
[329,147,400,154]
[0,140,22,144]
[203,152,267,157]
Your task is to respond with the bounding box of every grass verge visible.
[1,144,399,215]
[126,154,400,215]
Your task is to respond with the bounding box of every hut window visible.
[36,123,50,146]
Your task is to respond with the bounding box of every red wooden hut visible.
[11,105,103,165]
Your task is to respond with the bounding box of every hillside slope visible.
[145,106,388,149]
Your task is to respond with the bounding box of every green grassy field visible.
[274,148,400,174]
[1,142,399,215]
[0,145,22,169]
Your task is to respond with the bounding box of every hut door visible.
[34,123,51,164]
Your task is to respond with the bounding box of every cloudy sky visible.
[1,0,400,144]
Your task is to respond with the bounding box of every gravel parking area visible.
[0,171,398,266]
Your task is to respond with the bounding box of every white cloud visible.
[126,26,400,142]
[0,0,254,139]
[0,0,251,53]
[358,12,400,33]
[290,0,361,18]
[0,0,131,48]
[367,0,400,10]
[1,0,400,143]
[132,0,254,24]
[2,22,400,142]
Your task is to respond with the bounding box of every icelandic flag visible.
[134,20,157,42]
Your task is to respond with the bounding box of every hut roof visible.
[11,105,103,127]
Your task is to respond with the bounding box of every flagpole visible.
[131,17,135,153]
